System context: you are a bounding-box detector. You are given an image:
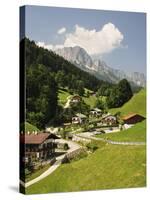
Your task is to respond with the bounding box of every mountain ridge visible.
[55,46,146,87]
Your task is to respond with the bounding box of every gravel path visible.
[64,96,72,108]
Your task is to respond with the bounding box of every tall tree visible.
[26,64,58,129]
[107,79,133,108]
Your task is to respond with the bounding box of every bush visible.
[86,143,98,152]
[100,130,105,134]
[64,143,69,150]
[25,168,31,176]
[63,149,88,163]
[70,150,88,162]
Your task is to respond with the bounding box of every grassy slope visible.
[101,89,146,142]
[110,89,146,117]
[22,122,40,132]
[58,89,72,106]
[96,120,146,142]
[26,143,146,194]
[58,88,98,108]
[83,95,106,109]
[26,164,50,182]
[83,95,97,108]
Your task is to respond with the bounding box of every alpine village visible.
[20,38,146,194]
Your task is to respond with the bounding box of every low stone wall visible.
[106,140,146,146]
[62,147,87,163]
[72,134,146,146]
[39,158,56,167]
[72,134,91,144]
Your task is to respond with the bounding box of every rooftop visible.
[122,113,145,120]
[20,133,59,144]
[75,113,87,118]
[91,108,102,112]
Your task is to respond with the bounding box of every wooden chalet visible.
[101,114,117,125]
[122,113,145,124]
[20,132,59,163]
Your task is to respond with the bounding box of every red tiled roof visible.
[20,133,59,144]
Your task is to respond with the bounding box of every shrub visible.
[100,130,105,134]
[70,150,88,162]
[86,143,98,152]
[64,143,69,150]
[25,168,31,176]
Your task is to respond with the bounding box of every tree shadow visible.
[54,151,67,156]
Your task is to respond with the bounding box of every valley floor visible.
[26,140,146,194]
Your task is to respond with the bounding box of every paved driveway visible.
[20,139,81,188]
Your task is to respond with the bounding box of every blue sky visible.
[22,5,146,74]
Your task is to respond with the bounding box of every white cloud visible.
[64,23,124,55]
[37,41,54,50]
[37,41,64,51]
[37,23,124,55]
[57,27,66,34]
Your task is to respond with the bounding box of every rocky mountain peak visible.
[55,46,146,87]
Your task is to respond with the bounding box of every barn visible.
[122,113,145,124]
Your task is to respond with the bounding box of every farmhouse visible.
[101,114,117,125]
[20,132,59,163]
[70,95,81,103]
[122,113,145,124]
[72,113,87,124]
[90,108,102,117]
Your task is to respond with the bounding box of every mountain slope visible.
[55,46,146,87]
[110,89,146,116]
[24,38,106,92]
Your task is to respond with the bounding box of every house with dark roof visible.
[20,132,59,164]
[122,113,145,124]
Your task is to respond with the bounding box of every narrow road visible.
[20,139,81,188]
[64,96,72,108]
[77,132,146,146]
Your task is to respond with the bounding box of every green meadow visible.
[26,142,146,194]
[110,89,146,117]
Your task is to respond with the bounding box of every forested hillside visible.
[24,38,107,92]
[20,38,136,129]
[21,38,110,129]
[110,89,146,117]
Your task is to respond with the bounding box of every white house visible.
[72,113,87,124]
[90,108,102,117]
[101,114,117,125]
